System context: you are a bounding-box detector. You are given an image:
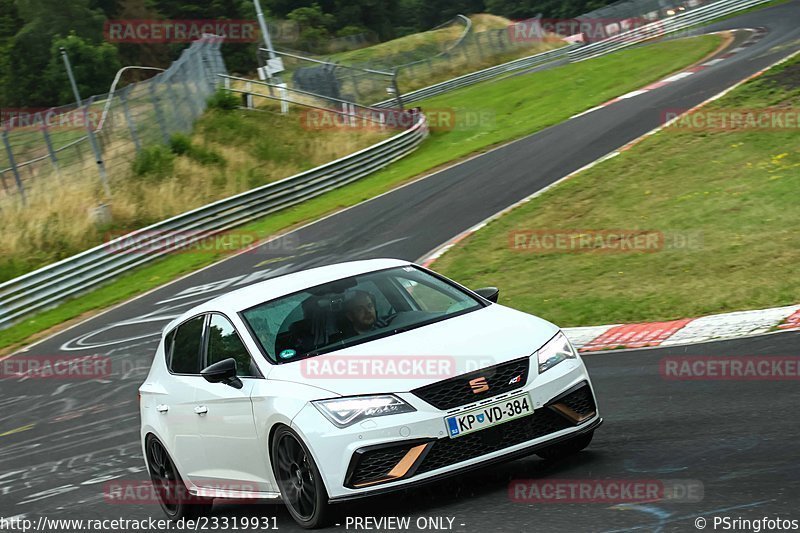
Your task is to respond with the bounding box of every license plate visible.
[445,393,533,438]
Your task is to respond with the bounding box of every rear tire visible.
[271,426,331,529]
[145,435,213,520]
[536,430,594,460]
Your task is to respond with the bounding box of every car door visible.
[161,314,208,481]
[191,313,273,492]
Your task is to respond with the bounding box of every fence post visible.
[1,128,25,203]
[40,124,61,179]
[495,30,507,51]
[149,81,171,144]
[82,97,112,197]
[119,87,141,153]
[391,69,404,110]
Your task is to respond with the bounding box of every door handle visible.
[194,405,208,415]
[156,404,169,413]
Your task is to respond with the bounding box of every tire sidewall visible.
[145,435,212,520]
[271,425,330,529]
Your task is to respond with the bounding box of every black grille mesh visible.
[412,357,530,410]
[416,408,571,474]
[555,383,596,417]
[349,444,412,486]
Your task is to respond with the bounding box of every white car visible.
[139,258,601,528]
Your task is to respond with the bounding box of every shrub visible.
[131,145,175,181]
[207,89,239,111]
[188,145,226,166]
[169,133,192,155]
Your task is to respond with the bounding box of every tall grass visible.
[0,104,389,282]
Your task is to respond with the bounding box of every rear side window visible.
[169,315,205,374]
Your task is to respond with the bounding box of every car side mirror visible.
[201,358,243,389]
[474,287,500,303]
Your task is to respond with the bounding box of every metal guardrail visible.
[372,45,576,108]
[0,114,428,328]
[567,0,773,61]
[0,0,773,328]
[373,0,770,107]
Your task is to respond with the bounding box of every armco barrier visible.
[567,0,774,61]
[372,45,576,108]
[0,0,774,328]
[374,0,772,107]
[0,114,428,329]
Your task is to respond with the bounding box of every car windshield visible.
[241,266,484,363]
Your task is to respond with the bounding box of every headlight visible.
[313,395,416,428]
[536,331,577,373]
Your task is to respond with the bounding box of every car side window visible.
[169,315,205,374]
[206,314,260,378]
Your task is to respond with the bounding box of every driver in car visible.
[343,290,392,336]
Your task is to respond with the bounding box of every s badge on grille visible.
[469,377,490,393]
[509,374,522,385]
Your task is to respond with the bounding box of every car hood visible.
[265,304,559,397]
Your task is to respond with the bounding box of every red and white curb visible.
[570,28,767,119]
[564,304,800,352]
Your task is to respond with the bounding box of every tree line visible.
[0,0,616,108]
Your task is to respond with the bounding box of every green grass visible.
[329,22,466,66]
[0,34,722,351]
[0,105,389,284]
[434,52,800,327]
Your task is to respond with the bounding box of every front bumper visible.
[291,357,600,501]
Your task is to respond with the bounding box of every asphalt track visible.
[2,2,800,531]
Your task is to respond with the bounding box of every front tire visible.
[271,426,331,529]
[145,435,213,520]
[536,430,594,460]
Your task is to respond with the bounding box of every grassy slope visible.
[435,53,800,327]
[328,14,513,65]
[0,107,389,282]
[0,34,722,351]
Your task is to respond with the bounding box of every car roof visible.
[164,258,412,331]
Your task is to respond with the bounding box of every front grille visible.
[555,383,596,418]
[347,444,412,487]
[416,408,571,474]
[412,357,530,410]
